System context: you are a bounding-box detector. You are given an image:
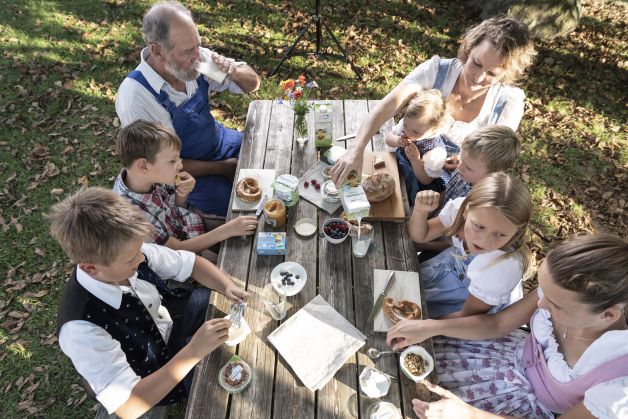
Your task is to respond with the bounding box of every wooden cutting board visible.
[372,269,422,332]
[362,151,406,222]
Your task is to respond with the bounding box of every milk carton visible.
[339,173,371,221]
[313,101,333,148]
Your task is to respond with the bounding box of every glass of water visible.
[261,283,287,320]
[351,224,375,258]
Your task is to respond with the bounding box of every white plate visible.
[270,261,307,296]
[232,169,276,211]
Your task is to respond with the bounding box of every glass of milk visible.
[195,58,228,84]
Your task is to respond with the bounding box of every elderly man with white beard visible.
[116,1,260,218]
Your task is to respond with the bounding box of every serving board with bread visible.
[232,169,276,211]
[362,151,407,222]
[372,269,422,332]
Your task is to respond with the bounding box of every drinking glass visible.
[261,283,287,320]
[351,226,374,258]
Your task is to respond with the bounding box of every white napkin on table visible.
[268,295,366,391]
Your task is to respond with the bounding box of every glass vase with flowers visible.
[277,76,319,145]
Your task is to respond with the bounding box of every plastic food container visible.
[218,355,252,393]
[272,174,299,207]
[399,346,434,382]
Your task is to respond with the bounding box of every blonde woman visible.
[332,17,536,186]
[409,172,532,318]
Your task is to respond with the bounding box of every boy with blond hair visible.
[113,120,257,259]
[430,125,522,217]
[418,125,522,258]
[51,188,247,417]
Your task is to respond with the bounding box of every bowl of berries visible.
[322,218,350,244]
[270,261,307,296]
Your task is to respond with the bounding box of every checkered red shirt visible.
[113,170,205,245]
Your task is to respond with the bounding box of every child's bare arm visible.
[189,256,249,303]
[440,296,493,319]
[164,216,258,253]
[404,144,434,185]
[386,290,539,350]
[115,319,231,419]
[409,191,445,242]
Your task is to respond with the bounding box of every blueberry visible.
[295,275,300,279]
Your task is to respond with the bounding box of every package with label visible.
[272,174,299,207]
[339,172,371,221]
[314,101,333,148]
[256,232,287,255]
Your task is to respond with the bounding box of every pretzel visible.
[236,177,261,203]
[383,298,421,323]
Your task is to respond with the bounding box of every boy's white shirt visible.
[58,243,196,414]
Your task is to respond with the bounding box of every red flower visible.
[298,75,306,85]
[282,79,295,90]
[294,90,303,99]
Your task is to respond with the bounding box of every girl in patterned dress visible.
[387,234,628,419]
[410,172,532,318]
[385,89,451,204]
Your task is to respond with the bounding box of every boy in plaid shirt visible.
[114,121,257,256]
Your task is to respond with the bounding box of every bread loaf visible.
[361,173,395,203]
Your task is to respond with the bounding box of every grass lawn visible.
[0,0,625,417]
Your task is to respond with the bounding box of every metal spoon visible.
[366,348,397,359]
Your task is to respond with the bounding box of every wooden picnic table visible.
[186,100,437,419]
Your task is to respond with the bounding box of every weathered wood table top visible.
[186,100,437,419]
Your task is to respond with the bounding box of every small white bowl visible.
[270,261,307,296]
[322,218,350,244]
[294,218,317,237]
[400,345,434,382]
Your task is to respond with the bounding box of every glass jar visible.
[263,198,287,228]
[295,112,308,145]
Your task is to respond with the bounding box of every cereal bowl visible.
[400,345,434,382]
[322,218,350,244]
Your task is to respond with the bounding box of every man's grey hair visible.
[142,1,193,50]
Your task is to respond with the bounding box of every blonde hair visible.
[403,89,448,130]
[48,188,152,265]
[116,120,181,168]
[458,17,536,85]
[444,172,532,274]
[462,125,521,172]
[546,234,628,313]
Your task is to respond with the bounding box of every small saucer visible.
[294,218,317,237]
